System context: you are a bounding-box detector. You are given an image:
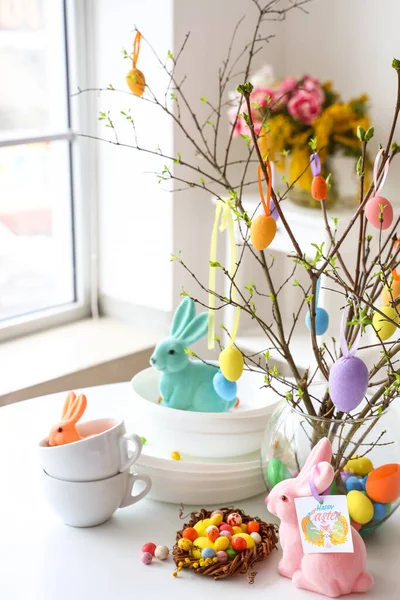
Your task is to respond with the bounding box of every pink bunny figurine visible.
[266,437,373,598]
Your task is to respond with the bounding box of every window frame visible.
[0,0,95,342]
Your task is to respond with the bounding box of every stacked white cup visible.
[38,417,151,527]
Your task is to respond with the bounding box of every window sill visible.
[0,317,161,405]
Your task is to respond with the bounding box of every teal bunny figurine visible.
[150,298,237,412]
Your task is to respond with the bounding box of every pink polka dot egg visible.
[365,195,393,230]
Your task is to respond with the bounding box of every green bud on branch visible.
[392,58,400,71]
[357,126,366,141]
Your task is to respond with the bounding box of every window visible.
[0,0,90,340]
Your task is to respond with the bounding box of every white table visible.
[0,382,398,600]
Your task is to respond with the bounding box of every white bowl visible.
[130,366,279,459]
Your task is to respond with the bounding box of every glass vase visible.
[261,386,400,536]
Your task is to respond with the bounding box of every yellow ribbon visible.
[208,199,241,350]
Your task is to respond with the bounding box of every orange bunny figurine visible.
[48,392,87,446]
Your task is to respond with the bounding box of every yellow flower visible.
[289,146,313,191]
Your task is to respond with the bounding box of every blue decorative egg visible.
[305,307,329,336]
[372,502,386,521]
[345,476,364,493]
[361,476,368,490]
[213,370,237,401]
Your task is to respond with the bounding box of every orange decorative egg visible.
[365,464,400,503]
[250,214,276,251]
[382,280,400,306]
[126,68,146,96]
[311,175,328,201]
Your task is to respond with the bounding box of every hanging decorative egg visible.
[364,149,393,230]
[126,32,146,97]
[372,306,398,340]
[328,304,368,412]
[219,347,244,382]
[382,280,400,306]
[305,277,329,335]
[310,153,328,201]
[250,161,277,251]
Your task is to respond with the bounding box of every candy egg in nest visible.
[250,214,276,251]
[328,355,368,412]
[364,195,393,230]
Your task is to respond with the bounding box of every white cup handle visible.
[119,432,143,472]
[119,473,152,508]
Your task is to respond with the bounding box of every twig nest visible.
[311,175,328,201]
[250,214,276,251]
[126,68,146,96]
[364,195,393,230]
[173,507,278,580]
[372,305,398,340]
[213,370,237,401]
[328,355,369,412]
[382,281,400,306]
[219,347,244,382]
[305,307,329,335]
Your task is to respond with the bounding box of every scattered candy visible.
[141,552,153,565]
[247,521,260,534]
[183,527,198,542]
[178,538,193,551]
[171,451,181,461]
[345,475,364,493]
[142,542,156,555]
[366,463,400,503]
[216,550,228,564]
[154,545,169,560]
[347,490,374,525]
[226,512,242,527]
[214,536,230,551]
[250,532,262,544]
[206,525,219,542]
[231,536,247,552]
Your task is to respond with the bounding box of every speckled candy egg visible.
[182,527,198,542]
[347,490,374,524]
[219,523,233,534]
[329,355,369,412]
[219,347,244,382]
[372,306,398,341]
[226,512,242,527]
[365,195,393,230]
[250,532,262,545]
[141,551,153,565]
[201,548,216,559]
[214,536,230,552]
[250,214,277,251]
[206,525,219,542]
[219,530,232,540]
[232,533,255,549]
[178,538,193,551]
[154,545,169,560]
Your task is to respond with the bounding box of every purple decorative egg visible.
[269,197,280,222]
[329,355,369,412]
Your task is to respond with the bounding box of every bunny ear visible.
[296,461,334,497]
[297,437,332,480]
[61,391,77,420]
[63,394,87,426]
[178,312,208,346]
[170,298,196,338]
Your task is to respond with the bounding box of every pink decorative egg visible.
[365,195,393,230]
[328,356,369,412]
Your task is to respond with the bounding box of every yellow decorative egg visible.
[126,68,146,96]
[232,533,255,549]
[382,280,400,306]
[344,457,373,477]
[346,490,374,525]
[232,526,242,535]
[194,518,211,535]
[192,536,214,559]
[250,214,276,251]
[209,513,223,526]
[372,306,398,340]
[214,536,230,552]
[219,347,244,382]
